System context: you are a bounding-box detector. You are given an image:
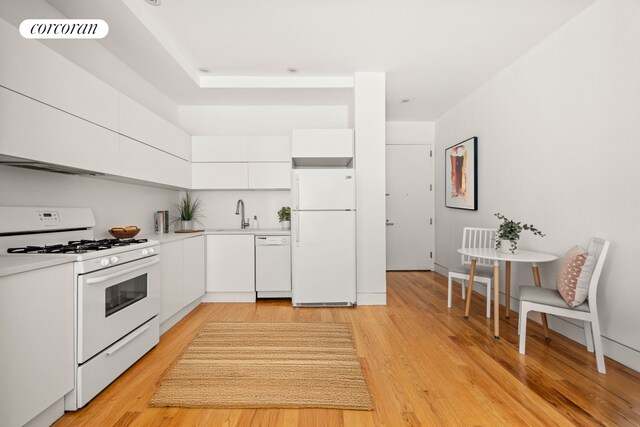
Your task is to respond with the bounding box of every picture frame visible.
[445,137,477,210]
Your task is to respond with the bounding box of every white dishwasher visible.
[255,235,292,298]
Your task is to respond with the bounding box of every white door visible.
[292,210,356,305]
[385,144,434,270]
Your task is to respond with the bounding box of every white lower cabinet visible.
[205,234,256,302]
[0,263,74,427]
[183,235,206,304]
[159,236,205,327]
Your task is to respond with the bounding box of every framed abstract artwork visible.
[445,137,477,210]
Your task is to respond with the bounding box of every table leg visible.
[532,263,550,339]
[505,261,511,319]
[463,259,477,318]
[493,261,500,339]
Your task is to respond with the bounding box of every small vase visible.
[180,220,192,231]
[281,220,291,230]
[498,239,518,254]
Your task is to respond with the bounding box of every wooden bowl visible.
[109,226,141,239]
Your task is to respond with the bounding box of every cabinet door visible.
[206,235,255,292]
[183,236,205,304]
[119,95,190,161]
[192,163,249,189]
[0,19,119,131]
[248,162,291,189]
[0,86,119,175]
[159,240,184,323]
[247,135,291,161]
[119,136,191,189]
[0,264,74,427]
[192,136,248,162]
[291,129,354,158]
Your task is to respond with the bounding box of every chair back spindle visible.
[461,227,496,268]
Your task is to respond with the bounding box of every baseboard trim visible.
[357,293,387,305]
[160,298,201,336]
[439,266,640,372]
[202,292,257,303]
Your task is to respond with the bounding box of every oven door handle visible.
[105,323,152,356]
[85,258,160,285]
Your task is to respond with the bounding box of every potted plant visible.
[174,192,204,231]
[278,206,291,230]
[494,213,545,254]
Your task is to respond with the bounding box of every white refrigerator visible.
[291,169,357,306]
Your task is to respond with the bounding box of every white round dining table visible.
[456,247,558,339]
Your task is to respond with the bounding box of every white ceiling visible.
[45,0,594,120]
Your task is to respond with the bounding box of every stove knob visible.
[141,249,149,256]
[148,247,155,254]
[110,256,119,264]
[100,258,110,267]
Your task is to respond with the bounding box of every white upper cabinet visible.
[0,86,120,175]
[191,136,248,162]
[247,136,291,162]
[192,163,249,189]
[248,163,291,189]
[191,135,291,189]
[119,136,191,189]
[292,129,354,167]
[0,19,119,131]
[119,95,190,161]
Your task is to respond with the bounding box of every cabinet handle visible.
[86,258,160,285]
[295,176,300,210]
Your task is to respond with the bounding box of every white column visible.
[354,72,387,305]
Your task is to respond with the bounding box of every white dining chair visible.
[518,238,610,373]
[448,227,497,318]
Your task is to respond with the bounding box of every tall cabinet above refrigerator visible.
[291,168,356,306]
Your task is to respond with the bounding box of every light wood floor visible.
[55,272,640,426]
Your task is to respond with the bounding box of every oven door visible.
[78,255,160,364]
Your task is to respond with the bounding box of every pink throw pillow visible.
[556,246,587,307]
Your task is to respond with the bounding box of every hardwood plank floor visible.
[55,272,640,426]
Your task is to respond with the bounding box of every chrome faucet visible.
[235,199,250,229]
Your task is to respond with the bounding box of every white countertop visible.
[0,254,74,278]
[205,228,291,236]
[143,231,205,244]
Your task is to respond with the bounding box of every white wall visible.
[189,191,290,230]
[355,73,387,305]
[434,0,640,370]
[0,166,178,239]
[386,121,434,143]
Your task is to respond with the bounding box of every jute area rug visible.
[149,322,373,410]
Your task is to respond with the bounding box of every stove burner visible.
[7,238,149,254]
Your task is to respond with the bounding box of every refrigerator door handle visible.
[295,176,300,210]
[296,213,300,245]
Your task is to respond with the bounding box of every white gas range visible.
[0,206,160,410]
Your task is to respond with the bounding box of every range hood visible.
[0,156,104,177]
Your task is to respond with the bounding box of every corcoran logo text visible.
[19,19,109,39]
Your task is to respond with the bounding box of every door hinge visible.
[430,217,433,225]
[430,251,433,259]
